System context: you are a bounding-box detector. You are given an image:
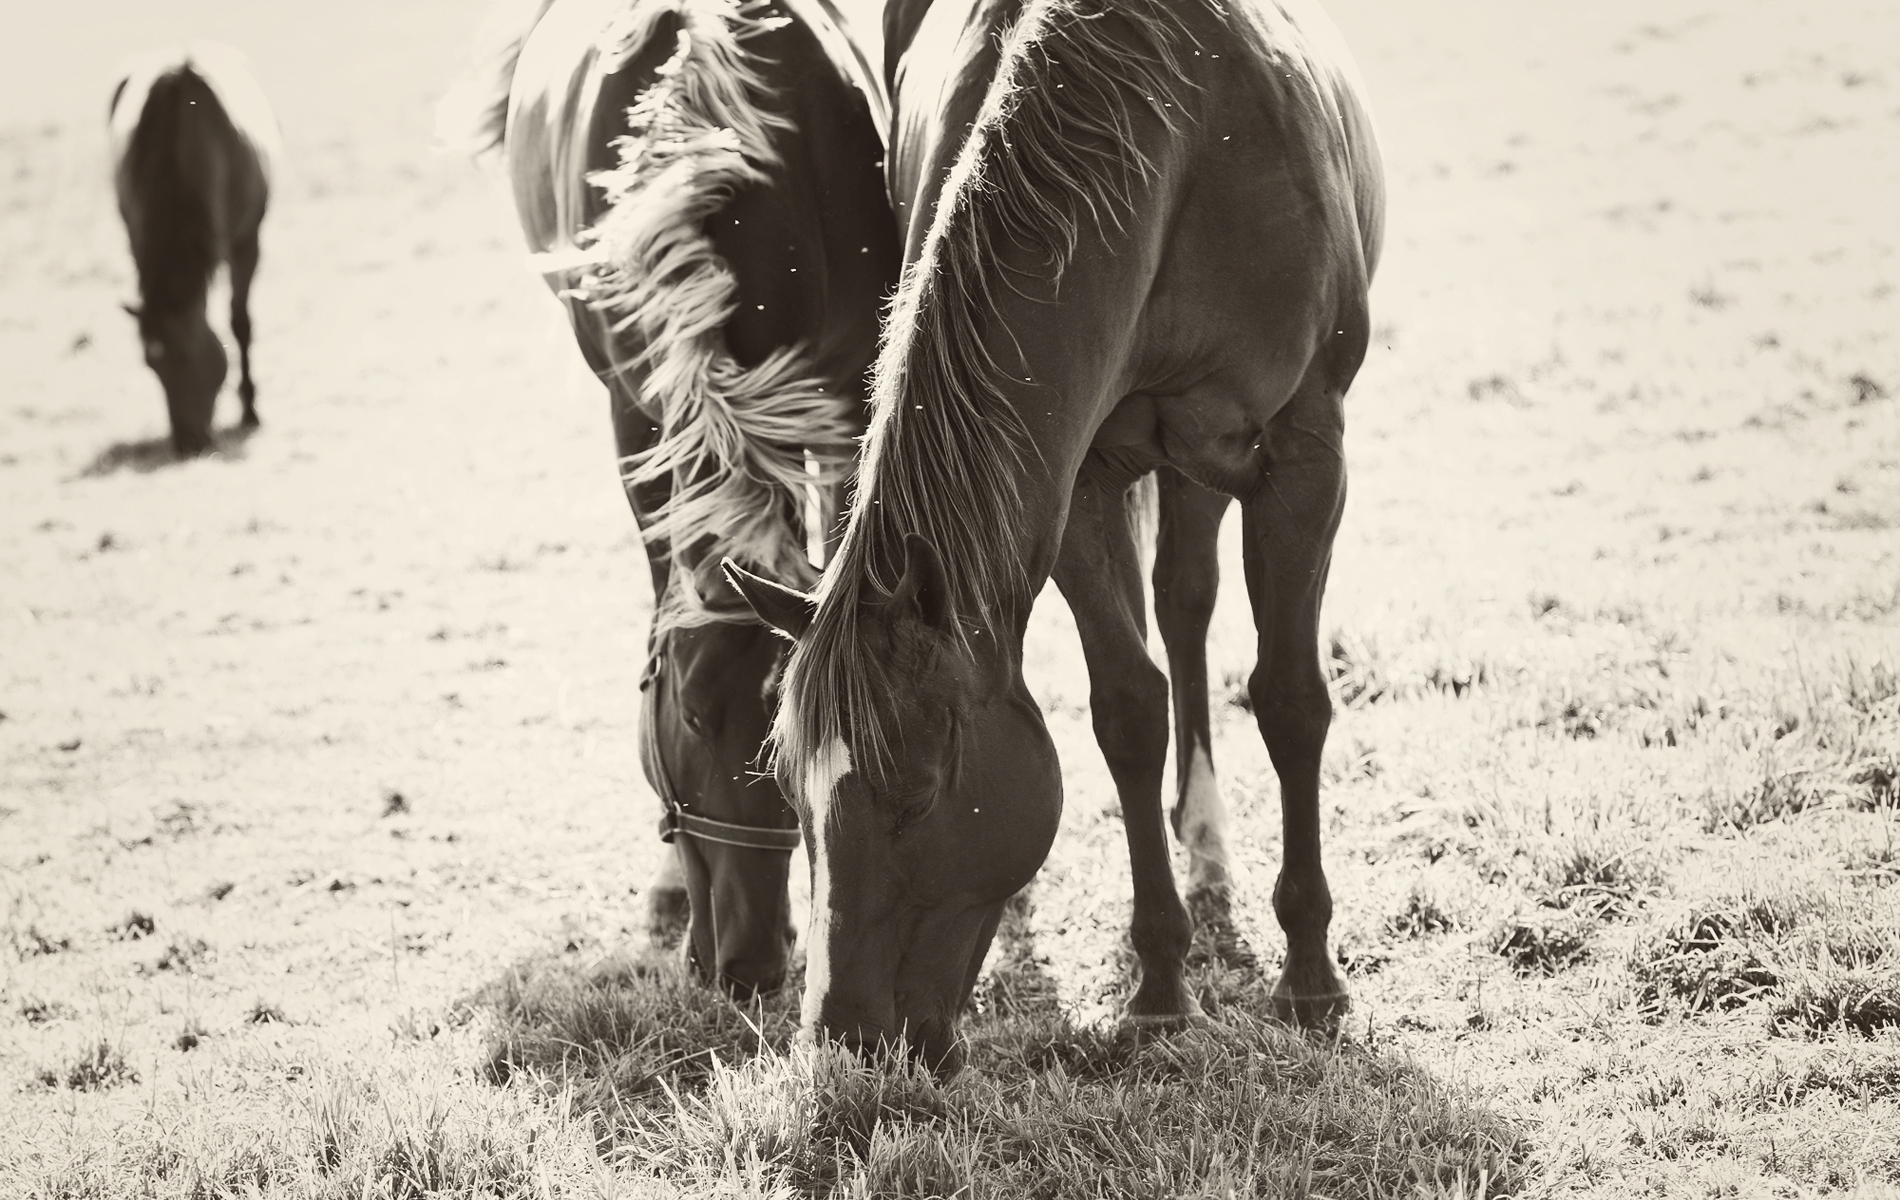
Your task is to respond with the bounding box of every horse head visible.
[727,536,1062,1077]
[125,301,224,456]
[642,606,801,999]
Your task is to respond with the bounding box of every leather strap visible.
[657,808,802,852]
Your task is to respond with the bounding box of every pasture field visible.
[3,0,1898,1195]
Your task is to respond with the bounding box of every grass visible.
[6,0,1900,1193]
[6,953,1527,1200]
[35,1039,137,1092]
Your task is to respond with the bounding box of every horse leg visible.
[1152,468,1234,902]
[1053,466,1198,1023]
[230,231,260,428]
[1240,384,1350,1030]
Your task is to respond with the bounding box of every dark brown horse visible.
[729,0,1384,1072]
[110,44,277,457]
[446,0,900,995]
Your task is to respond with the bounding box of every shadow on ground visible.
[76,421,258,478]
[452,890,1532,1198]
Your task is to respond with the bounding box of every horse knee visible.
[1090,661,1169,778]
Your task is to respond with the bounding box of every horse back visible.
[506,0,898,391]
[110,43,277,262]
[1148,0,1384,376]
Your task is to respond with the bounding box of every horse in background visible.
[441,0,900,996]
[110,43,278,456]
[728,0,1383,1073]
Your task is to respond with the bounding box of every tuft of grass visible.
[1848,753,1900,811]
[109,911,156,941]
[1491,909,1593,975]
[1325,629,1495,707]
[247,999,289,1024]
[1384,873,1477,940]
[149,936,210,974]
[464,950,799,1122]
[37,1039,138,1092]
[19,996,78,1025]
[627,1016,1530,1199]
[175,1018,209,1052]
[1631,883,1900,1027]
[1844,830,1900,885]
[11,923,72,958]
[1531,834,1663,920]
[1772,963,1900,1035]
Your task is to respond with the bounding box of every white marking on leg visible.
[1180,739,1232,894]
[799,738,851,1030]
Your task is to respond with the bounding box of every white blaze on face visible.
[1179,740,1233,893]
[799,737,852,1029]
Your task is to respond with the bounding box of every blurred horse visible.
[443,0,900,995]
[728,0,1384,1072]
[110,44,279,456]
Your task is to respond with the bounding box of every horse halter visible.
[640,652,802,854]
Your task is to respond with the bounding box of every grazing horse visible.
[445,0,899,995]
[728,0,1383,1072]
[110,44,278,456]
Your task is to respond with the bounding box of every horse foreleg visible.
[1240,386,1350,1031]
[1053,465,1198,1024]
[644,844,690,948]
[1152,468,1234,901]
[229,231,260,427]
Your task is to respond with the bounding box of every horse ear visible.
[722,558,817,641]
[891,533,951,630]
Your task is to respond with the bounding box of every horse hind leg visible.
[229,230,260,427]
[1152,468,1234,901]
[1239,381,1351,1031]
[1053,465,1199,1025]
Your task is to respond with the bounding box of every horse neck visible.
[869,0,1205,644]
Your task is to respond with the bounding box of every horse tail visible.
[435,0,560,156]
[583,0,858,609]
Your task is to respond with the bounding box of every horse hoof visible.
[645,885,689,948]
[1121,1008,1209,1031]
[1268,986,1350,1034]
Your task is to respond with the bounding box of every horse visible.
[726,0,1384,1073]
[443,0,901,996]
[110,43,278,457]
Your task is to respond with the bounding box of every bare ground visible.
[3,0,1898,1195]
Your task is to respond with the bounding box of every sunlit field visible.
[3,0,1897,1195]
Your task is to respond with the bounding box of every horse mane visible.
[122,66,225,326]
[776,0,1199,789]
[565,0,858,627]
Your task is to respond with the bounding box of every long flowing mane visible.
[776,0,1201,787]
[119,67,225,325]
[541,0,861,625]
